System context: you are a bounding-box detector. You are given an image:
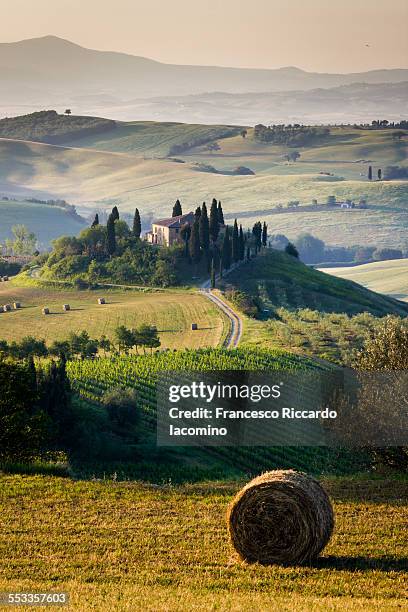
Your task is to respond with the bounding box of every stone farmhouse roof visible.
[152,212,195,228]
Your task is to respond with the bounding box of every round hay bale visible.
[3,304,12,312]
[227,470,334,565]
[13,302,21,309]
[42,307,50,315]
[63,304,70,311]
[98,297,106,305]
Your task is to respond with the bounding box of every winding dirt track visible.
[200,285,242,348]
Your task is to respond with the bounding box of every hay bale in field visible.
[42,307,50,315]
[191,323,198,330]
[63,304,70,311]
[227,470,334,566]
[98,297,106,305]
[3,304,11,312]
[13,302,21,309]
[2,276,9,282]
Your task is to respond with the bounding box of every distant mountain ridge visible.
[1,36,407,123]
[1,35,408,95]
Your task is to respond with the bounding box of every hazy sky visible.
[2,0,407,72]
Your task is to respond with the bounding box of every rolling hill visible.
[223,250,408,317]
[319,259,408,302]
[0,198,86,248]
[0,117,407,248]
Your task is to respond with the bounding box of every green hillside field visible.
[319,258,408,302]
[222,250,408,317]
[0,199,86,248]
[1,119,407,248]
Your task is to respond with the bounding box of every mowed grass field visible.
[0,475,406,611]
[320,259,408,302]
[0,283,226,349]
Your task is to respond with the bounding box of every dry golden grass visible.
[0,475,406,611]
[0,284,227,349]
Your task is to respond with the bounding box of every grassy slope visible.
[65,121,239,157]
[320,259,408,302]
[0,199,85,247]
[0,283,227,349]
[0,475,406,610]
[1,124,407,248]
[224,250,408,317]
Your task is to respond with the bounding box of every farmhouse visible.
[146,212,195,247]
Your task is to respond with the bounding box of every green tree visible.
[68,331,98,359]
[111,206,120,221]
[37,356,74,451]
[217,201,225,225]
[138,324,161,352]
[368,165,373,180]
[209,198,220,242]
[0,357,47,460]
[221,226,231,270]
[107,213,116,255]
[49,340,72,359]
[252,222,262,252]
[199,202,210,253]
[102,387,139,432]
[189,219,201,265]
[262,222,268,247]
[377,168,382,180]
[9,336,48,359]
[180,223,191,257]
[210,258,216,289]
[352,317,408,470]
[98,335,112,356]
[6,225,37,255]
[232,219,239,263]
[91,213,99,227]
[285,242,299,258]
[115,325,136,353]
[295,233,325,264]
[239,224,245,260]
[194,206,202,220]
[133,208,141,238]
[172,199,182,217]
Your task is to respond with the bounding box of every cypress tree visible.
[368,166,373,180]
[195,206,202,221]
[180,223,191,258]
[232,219,239,263]
[252,221,262,252]
[209,198,219,242]
[189,220,201,264]
[111,206,119,221]
[239,224,245,260]
[262,222,268,247]
[91,213,99,228]
[377,168,382,180]
[133,208,141,238]
[172,199,182,217]
[107,213,116,255]
[221,226,231,270]
[217,201,225,225]
[199,202,210,253]
[210,258,216,289]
